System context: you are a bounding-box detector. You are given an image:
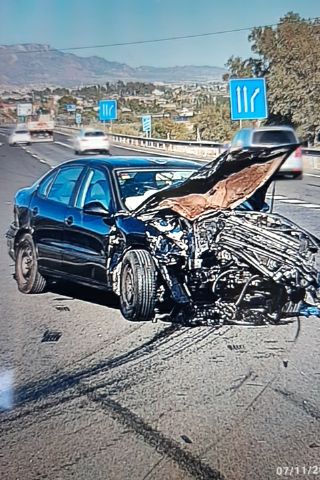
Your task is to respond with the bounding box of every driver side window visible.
[76,169,111,211]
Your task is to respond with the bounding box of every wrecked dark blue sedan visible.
[6,148,320,325]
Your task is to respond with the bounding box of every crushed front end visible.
[143,209,320,326]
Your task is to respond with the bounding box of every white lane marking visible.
[266,194,287,200]
[299,203,320,208]
[280,199,308,204]
[54,140,73,149]
[305,173,320,178]
[54,131,72,137]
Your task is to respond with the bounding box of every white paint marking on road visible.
[55,140,73,149]
[299,203,320,209]
[266,194,287,200]
[54,131,72,137]
[280,199,307,204]
[305,173,320,178]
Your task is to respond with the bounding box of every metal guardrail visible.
[55,125,225,159]
[54,125,320,167]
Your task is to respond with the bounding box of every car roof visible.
[237,126,296,133]
[57,156,202,170]
[80,128,104,133]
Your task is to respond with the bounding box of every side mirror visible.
[83,201,110,216]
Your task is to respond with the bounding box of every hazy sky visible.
[0,0,318,67]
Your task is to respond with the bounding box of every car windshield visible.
[253,130,296,144]
[84,131,105,137]
[115,168,197,211]
[15,130,28,134]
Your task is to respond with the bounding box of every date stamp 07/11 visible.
[276,466,320,476]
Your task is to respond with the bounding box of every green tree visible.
[193,105,238,142]
[226,13,320,142]
[153,119,190,140]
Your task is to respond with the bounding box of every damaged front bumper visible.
[144,210,320,326]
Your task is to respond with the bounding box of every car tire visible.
[15,233,46,294]
[120,249,157,321]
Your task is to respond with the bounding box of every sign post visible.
[142,115,152,138]
[65,104,76,113]
[75,113,82,126]
[98,100,117,134]
[229,78,268,122]
[98,100,117,122]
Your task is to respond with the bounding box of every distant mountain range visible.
[0,44,226,87]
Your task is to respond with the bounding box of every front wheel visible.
[120,249,157,321]
[15,233,46,294]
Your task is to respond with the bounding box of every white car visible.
[230,126,303,179]
[9,127,32,146]
[74,129,110,155]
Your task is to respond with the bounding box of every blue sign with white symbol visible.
[99,100,117,121]
[142,115,152,133]
[75,113,82,125]
[65,104,76,113]
[229,78,268,120]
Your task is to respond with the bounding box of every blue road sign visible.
[99,100,117,121]
[142,115,152,133]
[65,104,76,113]
[75,113,82,125]
[229,78,268,120]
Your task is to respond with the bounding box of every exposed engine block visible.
[146,211,320,326]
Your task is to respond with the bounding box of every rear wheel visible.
[120,249,157,321]
[15,233,46,294]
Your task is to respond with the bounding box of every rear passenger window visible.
[38,171,57,198]
[253,131,296,144]
[47,167,83,205]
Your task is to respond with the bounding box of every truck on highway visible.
[27,112,54,143]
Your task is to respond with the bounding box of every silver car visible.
[73,128,110,155]
[9,127,32,146]
[230,126,303,179]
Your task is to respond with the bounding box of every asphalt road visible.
[1,131,320,480]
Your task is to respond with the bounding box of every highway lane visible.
[19,130,320,237]
[1,133,320,480]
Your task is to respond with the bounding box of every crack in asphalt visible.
[86,390,225,480]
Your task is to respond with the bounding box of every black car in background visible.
[6,150,320,326]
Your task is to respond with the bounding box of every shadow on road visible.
[48,280,120,309]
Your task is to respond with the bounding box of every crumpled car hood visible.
[133,145,298,219]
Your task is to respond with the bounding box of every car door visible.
[30,165,84,273]
[61,167,114,286]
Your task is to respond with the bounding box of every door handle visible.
[31,207,38,216]
[64,215,74,226]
